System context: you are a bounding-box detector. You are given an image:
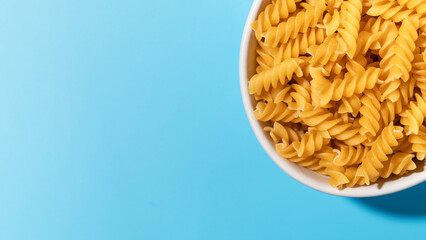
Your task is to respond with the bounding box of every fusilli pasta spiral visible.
[264,0,326,47]
[409,130,426,160]
[252,0,302,40]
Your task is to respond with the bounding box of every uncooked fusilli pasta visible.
[249,0,426,188]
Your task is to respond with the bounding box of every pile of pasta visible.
[249,0,426,188]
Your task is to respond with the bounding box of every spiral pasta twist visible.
[420,17,426,32]
[254,84,292,103]
[324,0,344,9]
[378,153,417,178]
[378,19,419,102]
[272,28,326,64]
[264,0,326,47]
[336,0,363,58]
[359,89,382,136]
[288,77,311,110]
[251,0,302,40]
[367,0,422,22]
[409,130,426,160]
[397,0,426,14]
[377,21,399,56]
[266,123,326,171]
[333,145,370,166]
[380,99,402,127]
[249,58,304,95]
[399,76,416,105]
[356,123,404,184]
[413,49,426,93]
[380,18,419,83]
[361,16,384,32]
[338,94,362,117]
[310,61,380,106]
[307,34,341,68]
[289,155,325,171]
[320,9,340,35]
[275,127,330,158]
[300,104,367,145]
[255,42,275,73]
[400,93,426,135]
[293,129,331,157]
[254,100,300,123]
[345,167,366,187]
[264,122,304,144]
[354,31,381,56]
[317,147,349,188]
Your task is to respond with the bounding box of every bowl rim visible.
[239,0,426,197]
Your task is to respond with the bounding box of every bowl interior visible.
[239,0,426,197]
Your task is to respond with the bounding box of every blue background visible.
[0,0,425,239]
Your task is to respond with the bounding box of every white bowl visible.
[239,0,426,197]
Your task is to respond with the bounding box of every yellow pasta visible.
[249,0,426,188]
[356,123,404,184]
[367,0,422,22]
[359,88,382,136]
[378,153,417,178]
[338,94,362,117]
[409,129,426,160]
[264,0,326,47]
[249,58,304,95]
[272,28,326,63]
[333,145,369,166]
[336,0,363,58]
[317,147,349,188]
[251,0,302,41]
[400,93,426,135]
[275,128,330,158]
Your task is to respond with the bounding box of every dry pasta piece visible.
[399,77,416,105]
[379,18,419,102]
[317,147,349,188]
[287,78,311,110]
[310,61,380,106]
[367,0,422,22]
[413,48,426,93]
[336,0,363,58]
[356,123,404,184]
[400,93,426,135]
[354,31,381,56]
[275,127,330,158]
[254,100,300,123]
[264,122,304,144]
[378,153,417,179]
[359,88,382,137]
[251,0,302,40]
[396,0,426,14]
[320,9,340,35]
[409,130,426,160]
[300,104,367,145]
[292,129,331,157]
[255,42,275,73]
[272,28,326,64]
[249,58,304,95]
[289,155,325,171]
[380,99,402,127]
[307,34,341,68]
[264,0,326,47]
[333,145,369,166]
[338,94,362,117]
[345,167,366,187]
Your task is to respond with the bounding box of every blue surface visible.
[0,0,425,239]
